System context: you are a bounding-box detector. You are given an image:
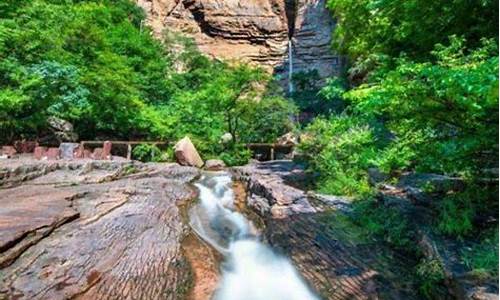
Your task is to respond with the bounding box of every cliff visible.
[136,0,342,86]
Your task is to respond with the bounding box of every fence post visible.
[127,144,132,160]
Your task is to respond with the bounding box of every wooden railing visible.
[246,143,294,161]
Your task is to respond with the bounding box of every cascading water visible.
[189,172,319,300]
[288,39,294,94]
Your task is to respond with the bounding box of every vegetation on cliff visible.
[296,0,498,296]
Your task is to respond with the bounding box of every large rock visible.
[0,160,199,299]
[1,146,17,157]
[45,147,60,160]
[59,143,80,159]
[174,136,204,168]
[102,141,112,159]
[136,0,342,86]
[276,132,298,146]
[232,160,316,218]
[47,116,78,142]
[33,146,47,160]
[204,159,226,171]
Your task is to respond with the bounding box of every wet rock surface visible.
[232,160,317,218]
[0,159,199,300]
[377,184,499,299]
[265,212,421,299]
[233,160,420,299]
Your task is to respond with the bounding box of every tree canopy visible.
[0,0,295,163]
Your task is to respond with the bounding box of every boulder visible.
[47,116,79,142]
[83,149,92,159]
[204,159,226,171]
[220,133,233,144]
[232,160,316,218]
[276,132,299,146]
[397,172,465,193]
[59,143,80,159]
[174,137,204,168]
[92,148,103,160]
[48,116,73,132]
[74,146,84,159]
[396,172,466,205]
[368,168,389,186]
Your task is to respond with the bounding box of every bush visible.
[436,194,474,237]
[0,0,296,158]
[219,144,252,167]
[132,144,165,162]
[351,198,414,250]
[461,229,499,278]
[297,114,378,197]
[415,258,446,299]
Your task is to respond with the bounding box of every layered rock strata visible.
[136,0,342,85]
[0,159,199,300]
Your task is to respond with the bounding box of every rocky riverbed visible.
[1,158,493,300]
[232,160,423,299]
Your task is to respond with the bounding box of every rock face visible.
[265,213,423,299]
[47,116,79,143]
[204,159,226,171]
[232,160,317,218]
[174,136,204,168]
[59,143,80,159]
[232,160,423,299]
[0,159,199,300]
[136,0,342,86]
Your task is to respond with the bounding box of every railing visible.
[246,143,294,161]
[80,141,168,160]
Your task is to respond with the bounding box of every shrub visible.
[132,144,165,162]
[415,258,446,299]
[461,228,499,278]
[219,144,252,167]
[297,114,378,197]
[351,198,414,250]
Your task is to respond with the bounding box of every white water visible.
[288,39,294,94]
[189,172,318,300]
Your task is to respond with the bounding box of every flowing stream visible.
[189,171,319,300]
[288,39,294,93]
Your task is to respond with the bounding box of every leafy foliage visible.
[461,229,499,278]
[0,0,296,165]
[288,70,345,121]
[132,144,165,162]
[415,258,446,299]
[298,114,378,196]
[328,0,498,80]
[346,38,499,176]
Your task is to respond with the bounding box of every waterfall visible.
[288,39,294,94]
[189,172,318,300]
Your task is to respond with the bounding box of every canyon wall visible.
[136,0,342,86]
